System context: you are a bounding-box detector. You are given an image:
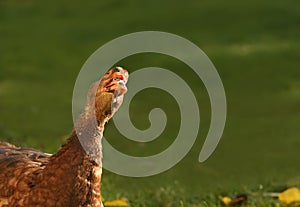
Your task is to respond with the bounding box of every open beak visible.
[112,72,125,81]
[101,69,128,96]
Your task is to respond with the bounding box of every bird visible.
[0,67,129,207]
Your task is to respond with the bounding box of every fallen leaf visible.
[221,196,232,205]
[279,187,300,206]
[104,197,129,207]
[221,195,247,206]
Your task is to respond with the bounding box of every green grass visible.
[1,0,300,206]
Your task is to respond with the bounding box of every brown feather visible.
[0,67,128,207]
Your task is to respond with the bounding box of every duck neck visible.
[55,107,108,167]
[41,111,107,206]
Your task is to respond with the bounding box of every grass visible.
[1,0,300,206]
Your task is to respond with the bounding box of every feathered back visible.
[0,142,51,206]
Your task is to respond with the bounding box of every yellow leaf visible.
[279,187,300,206]
[220,195,247,206]
[104,197,129,207]
[221,196,232,205]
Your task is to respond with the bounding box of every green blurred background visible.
[1,0,300,204]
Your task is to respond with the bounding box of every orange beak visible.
[112,72,125,81]
[101,71,127,93]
